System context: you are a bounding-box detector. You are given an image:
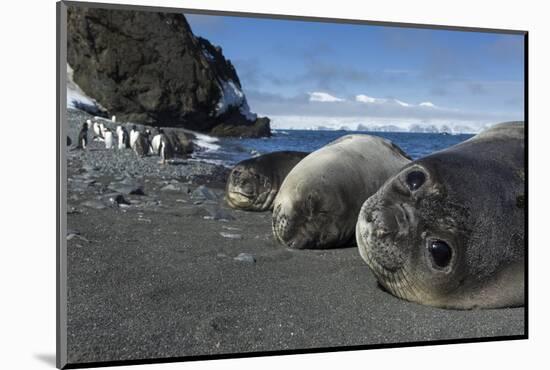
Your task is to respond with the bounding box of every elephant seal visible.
[272,135,411,249]
[225,151,308,211]
[355,122,525,309]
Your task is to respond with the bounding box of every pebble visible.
[81,200,107,210]
[222,226,241,231]
[219,232,242,239]
[191,185,218,200]
[108,194,130,206]
[202,206,235,221]
[108,182,146,196]
[234,253,256,263]
[67,232,90,243]
[161,184,180,192]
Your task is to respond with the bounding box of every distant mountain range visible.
[267,116,484,134]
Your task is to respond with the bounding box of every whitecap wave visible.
[192,132,221,152]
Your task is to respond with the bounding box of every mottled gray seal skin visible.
[356,122,525,309]
[225,151,309,211]
[272,135,411,249]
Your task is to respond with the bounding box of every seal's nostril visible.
[405,170,426,191]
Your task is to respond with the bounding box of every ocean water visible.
[192,129,474,166]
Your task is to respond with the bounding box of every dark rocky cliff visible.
[67,6,270,137]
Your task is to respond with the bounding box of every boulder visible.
[67,6,270,138]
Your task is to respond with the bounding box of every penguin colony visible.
[76,117,176,164]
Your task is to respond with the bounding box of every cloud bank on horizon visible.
[186,13,525,133]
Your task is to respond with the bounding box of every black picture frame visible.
[57,1,528,368]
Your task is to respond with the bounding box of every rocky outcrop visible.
[67,6,270,137]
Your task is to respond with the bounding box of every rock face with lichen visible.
[67,6,270,137]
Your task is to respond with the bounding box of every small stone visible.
[108,182,145,196]
[191,185,217,201]
[109,194,130,206]
[161,184,180,192]
[219,232,242,239]
[67,232,90,243]
[67,207,80,214]
[81,200,107,210]
[181,185,191,194]
[234,253,256,263]
[222,226,240,231]
[203,206,235,221]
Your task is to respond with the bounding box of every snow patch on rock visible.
[215,80,257,121]
[66,64,106,114]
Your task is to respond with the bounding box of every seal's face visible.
[356,164,470,308]
[272,184,346,249]
[226,165,273,211]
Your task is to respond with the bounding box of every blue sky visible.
[186,13,524,131]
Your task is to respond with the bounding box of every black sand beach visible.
[65,110,524,365]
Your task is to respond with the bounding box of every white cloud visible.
[248,89,523,133]
[356,95,437,108]
[419,101,436,108]
[355,94,386,104]
[308,91,345,102]
[394,99,411,107]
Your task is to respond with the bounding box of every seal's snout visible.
[357,194,408,273]
[272,203,309,249]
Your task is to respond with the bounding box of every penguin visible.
[158,129,175,165]
[132,131,149,157]
[116,125,130,149]
[130,125,139,149]
[111,115,116,123]
[150,128,162,154]
[92,121,102,139]
[143,128,153,154]
[99,122,108,138]
[76,121,89,149]
[104,128,114,149]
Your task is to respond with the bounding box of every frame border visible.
[56,1,529,369]
[57,1,68,368]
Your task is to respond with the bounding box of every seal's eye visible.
[428,240,452,269]
[406,170,426,191]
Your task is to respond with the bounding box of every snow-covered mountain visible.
[267,115,488,134]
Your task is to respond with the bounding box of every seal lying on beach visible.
[355,122,525,309]
[272,135,411,249]
[226,151,308,211]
